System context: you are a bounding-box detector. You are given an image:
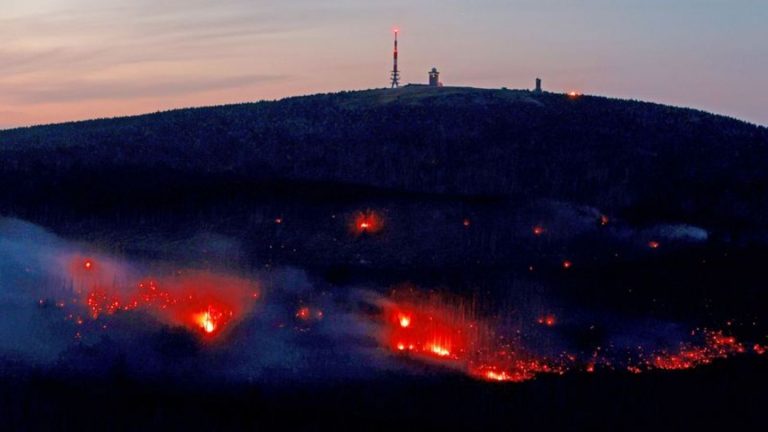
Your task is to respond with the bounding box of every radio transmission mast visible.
[390,29,400,88]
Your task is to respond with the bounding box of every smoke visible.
[526,200,709,249]
[0,216,753,386]
[0,217,399,382]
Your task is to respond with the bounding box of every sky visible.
[1,0,766,128]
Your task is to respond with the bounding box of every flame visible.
[398,314,411,328]
[430,344,451,357]
[197,308,217,334]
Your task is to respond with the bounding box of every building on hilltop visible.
[429,68,443,87]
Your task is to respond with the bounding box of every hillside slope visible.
[2,86,766,233]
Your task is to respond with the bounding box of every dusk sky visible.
[1,0,766,128]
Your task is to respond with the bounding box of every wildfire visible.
[81,271,259,338]
[377,288,754,384]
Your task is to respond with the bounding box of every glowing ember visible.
[376,288,752,385]
[537,315,556,327]
[84,260,93,270]
[648,241,660,249]
[295,306,323,322]
[532,225,545,236]
[562,260,573,269]
[646,330,744,371]
[352,210,383,235]
[296,306,311,320]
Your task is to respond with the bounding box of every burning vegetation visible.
[376,288,757,383]
[77,260,260,338]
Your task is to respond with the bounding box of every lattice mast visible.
[390,29,400,88]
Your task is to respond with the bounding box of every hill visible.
[2,86,768,322]
[1,86,766,233]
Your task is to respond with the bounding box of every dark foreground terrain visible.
[2,357,767,430]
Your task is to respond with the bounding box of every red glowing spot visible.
[754,344,766,355]
[352,210,383,235]
[562,260,573,269]
[537,315,556,327]
[648,240,660,249]
[463,218,471,227]
[567,91,582,98]
[397,342,406,351]
[600,215,609,226]
[532,225,545,236]
[84,260,93,270]
[296,306,310,320]
[274,217,283,224]
[586,364,595,373]
[295,306,323,322]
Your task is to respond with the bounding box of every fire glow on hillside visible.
[378,288,751,383]
[74,259,259,337]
